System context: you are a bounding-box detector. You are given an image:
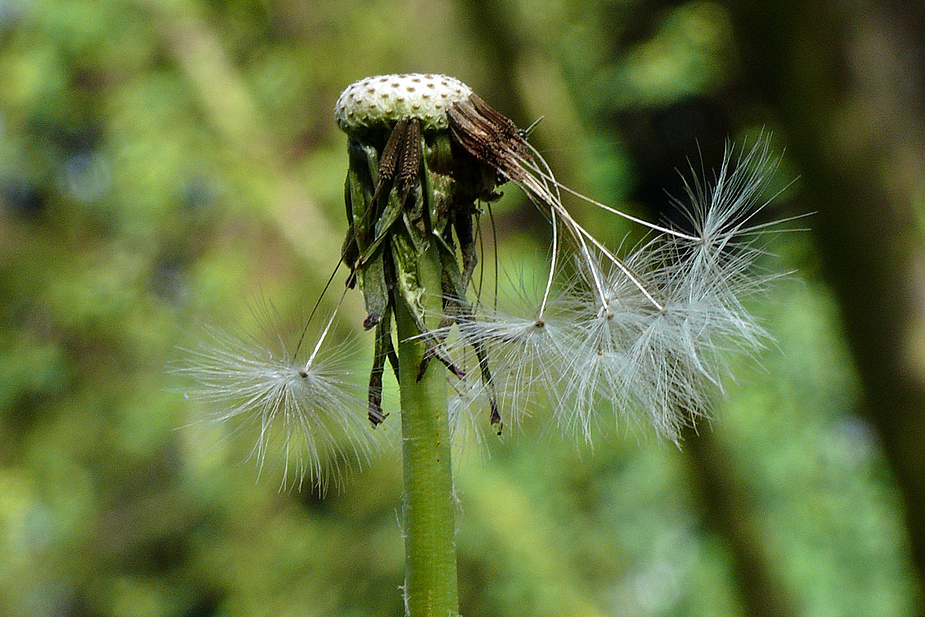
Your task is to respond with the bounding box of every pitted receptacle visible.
[334,73,473,133]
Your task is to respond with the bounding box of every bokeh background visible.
[2,0,925,616]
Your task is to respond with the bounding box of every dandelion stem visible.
[396,242,459,617]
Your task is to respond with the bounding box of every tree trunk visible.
[723,0,925,606]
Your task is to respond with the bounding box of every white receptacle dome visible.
[334,74,473,133]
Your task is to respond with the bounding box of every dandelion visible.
[181,72,792,617]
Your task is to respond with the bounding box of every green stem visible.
[396,244,459,617]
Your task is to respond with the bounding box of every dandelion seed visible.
[176,309,378,493]
[451,299,576,427]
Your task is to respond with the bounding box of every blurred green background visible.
[3,0,925,616]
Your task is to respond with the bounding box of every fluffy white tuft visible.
[561,138,782,440]
[441,137,788,443]
[176,324,378,493]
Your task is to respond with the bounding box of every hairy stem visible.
[396,243,459,617]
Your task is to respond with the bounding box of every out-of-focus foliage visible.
[0,1,920,616]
